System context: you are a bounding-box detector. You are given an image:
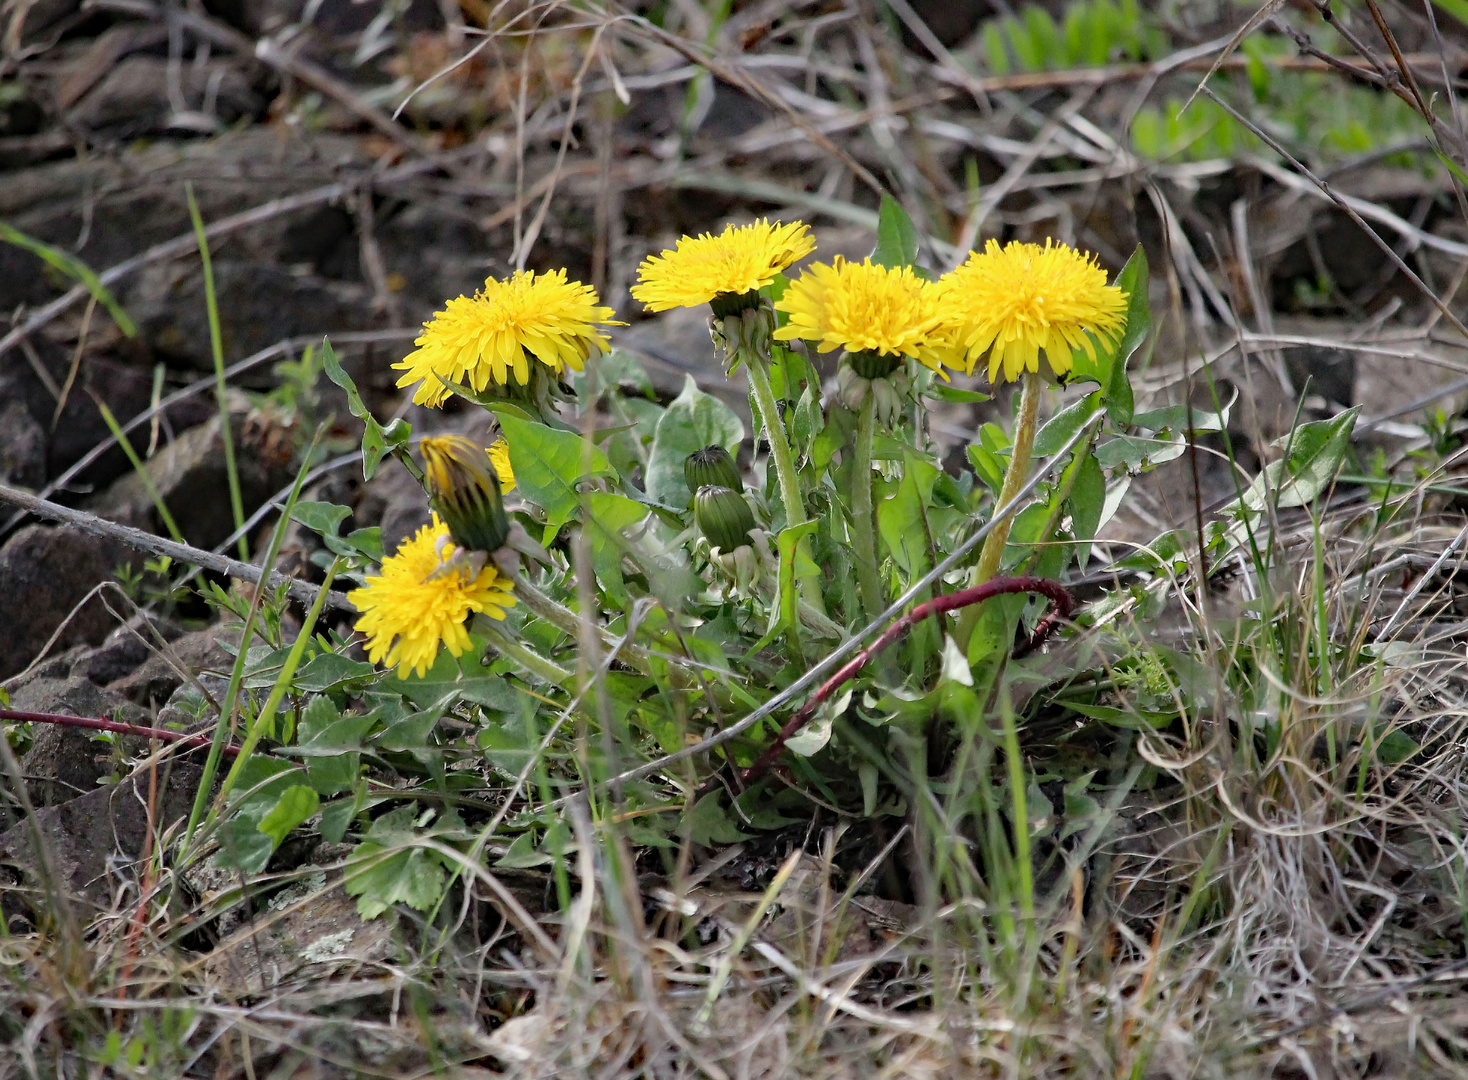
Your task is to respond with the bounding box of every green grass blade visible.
[93,397,184,544]
[186,183,248,561]
[0,222,136,337]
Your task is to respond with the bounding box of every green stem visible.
[514,576,654,676]
[744,352,827,621]
[958,371,1043,647]
[850,391,884,623]
[481,620,572,686]
[208,558,340,821]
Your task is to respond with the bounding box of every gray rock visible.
[0,751,205,910]
[69,56,266,139]
[70,616,184,687]
[112,626,237,708]
[93,408,298,552]
[0,400,45,488]
[134,260,368,373]
[0,523,139,680]
[11,677,148,807]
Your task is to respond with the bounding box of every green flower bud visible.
[693,484,756,552]
[421,435,511,553]
[685,445,743,494]
[846,348,903,381]
[708,289,765,321]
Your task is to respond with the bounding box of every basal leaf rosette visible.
[936,239,1127,385]
[394,269,621,407]
[630,219,815,317]
[349,515,516,679]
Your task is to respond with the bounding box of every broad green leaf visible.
[686,792,752,845]
[361,416,411,481]
[378,637,522,707]
[1034,392,1101,456]
[1068,449,1105,569]
[644,375,745,509]
[1131,398,1231,433]
[294,652,377,693]
[256,785,320,847]
[774,520,820,639]
[927,385,991,404]
[345,843,447,918]
[495,411,615,541]
[872,192,920,269]
[1094,432,1185,471]
[878,452,940,576]
[1243,407,1359,511]
[217,757,299,872]
[1069,246,1149,425]
[583,491,649,607]
[291,501,352,538]
[322,338,368,418]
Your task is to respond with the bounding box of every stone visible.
[93,408,299,552]
[0,523,139,680]
[112,626,236,709]
[11,677,148,807]
[0,400,46,488]
[69,56,266,139]
[0,751,205,910]
[69,615,184,687]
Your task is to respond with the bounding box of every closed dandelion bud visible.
[685,445,743,494]
[836,361,871,410]
[694,484,756,552]
[420,435,511,553]
[873,373,907,427]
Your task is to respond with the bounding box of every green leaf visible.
[774,520,820,638]
[217,757,299,872]
[495,411,615,542]
[1243,407,1359,511]
[321,338,369,418]
[361,416,411,481]
[293,652,377,693]
[1068,450,1105,569]
[927,385,991,404]
[345,843,447,919]
[256,785,320,847]
[644,376,745,509]
[872,192,920,269]
[583,491,649,607]
[1131,399,1230,434]
[1033,392,1101,456]
[0,222,136,337]
[1103,246,1150,426]
[378,638,521,709]
[878,451,940,576]
[686,792,752,845]
[291,501,352,538]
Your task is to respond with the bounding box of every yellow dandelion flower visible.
[773,257,953,371]
[936,239,1127,384]
[394,269,621,407]
[349,515,516,679]
[631,219,815,313]
[488,437,515,493]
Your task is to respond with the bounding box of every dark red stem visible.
[740,576,1074,787]
[0,708,241,758]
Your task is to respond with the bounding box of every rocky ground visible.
[5,0,1468,1074]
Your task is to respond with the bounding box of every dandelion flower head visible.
[773,257,953,371]
[348,515,516,679]
[394,269,620,407]
[488,437,514,493]
[631,219,815,313]
[937,239,1127,384]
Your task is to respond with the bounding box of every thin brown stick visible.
[0,482,355,614]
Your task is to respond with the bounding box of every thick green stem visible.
[743,351,828,621]
[481,620,573,686]
[958,372,1043,647]
[976,371,1044,585]
[850,392,884,622]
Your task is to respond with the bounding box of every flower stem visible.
[850,391,884,623]
[976,371,1044,584]
[959,371,1044,647]
[481,620,572,686]
[743,349,828,621]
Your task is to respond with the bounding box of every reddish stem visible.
[0,708,241,758]
[739,576,1074,787]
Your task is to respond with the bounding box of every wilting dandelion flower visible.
[394,270,620,407]
[631,219,815,316]
[349,516,516,679]
[936,239,1127,384]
